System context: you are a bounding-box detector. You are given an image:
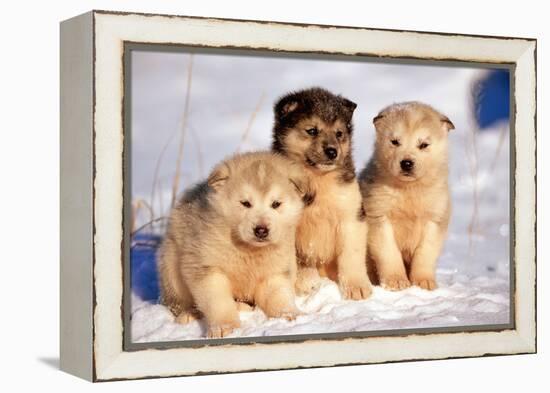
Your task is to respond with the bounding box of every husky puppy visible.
[158,152,309,338]
[359,102,454,290]
[272,87,372,300]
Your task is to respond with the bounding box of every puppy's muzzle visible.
[254,225,269,240]
[400,159,414,173]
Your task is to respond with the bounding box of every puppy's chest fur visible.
[234,246,292,300]
[174,208,294,303]
[296,171,361,266]
[368,182,450,260]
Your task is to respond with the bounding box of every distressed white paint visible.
[72,10,536,381]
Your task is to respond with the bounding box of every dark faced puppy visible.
[272,87,372,300]
[273,87,357,181]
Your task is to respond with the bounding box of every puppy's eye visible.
[271,201,281,209]
[335,130,343,138]
[306,128,319,137]
[240,200,252,208]
[419,142,430,150]
[391,139,400,146]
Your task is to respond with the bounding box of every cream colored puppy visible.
[158,152,309,338]
[359,102,454,291]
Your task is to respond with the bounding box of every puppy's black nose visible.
[254,225,269,239]
[324,147,338,160]
[400,159,414,172]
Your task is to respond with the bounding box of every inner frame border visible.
[122,42,517,352]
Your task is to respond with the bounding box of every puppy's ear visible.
[342,98,357,114]
[372,112,385,128]
[441,115,455,132]
[288,168,315,206]
[207,163,230,191]
[275,95,300,120]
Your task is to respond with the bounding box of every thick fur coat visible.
[158,152,309,337]
[272,87,372,300]
[359,102,454,290]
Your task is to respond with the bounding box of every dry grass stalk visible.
[131,198,154,233]
[158,177,165,229]
[466,121,480,248]
[236,92,265,153]
[171,54,194,209]
[490,124,508,173]
[189,125,205,179]
[131,216,169,237]
[465,76,510,255]
[150,126,179,222]
[465,82,480,255]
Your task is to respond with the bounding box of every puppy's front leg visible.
[255,274,299,320]
[190,270,240,338]
[337,218,372,300]
[369,219,410,290]
[295,264,321,295]
[410,221,445,290]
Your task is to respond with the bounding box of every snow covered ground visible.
[129,50,510,343]
[132,275,509,343]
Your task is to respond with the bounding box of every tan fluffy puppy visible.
[272,87,372,300]
[158,152,309,338]
[359,102,454,291]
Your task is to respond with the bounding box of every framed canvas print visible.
[60,10,537,382]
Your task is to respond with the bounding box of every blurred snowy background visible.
[129,49,511,342]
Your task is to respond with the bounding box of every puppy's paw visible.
[207,319,240,338]
[175,310,201,324]
[274,305,301,321]
[281,311,300,321]
[262,298,301,320]
[339,276,373,300]
[412,278,437,290]
[381,275,411,291]
[295,271,321,296]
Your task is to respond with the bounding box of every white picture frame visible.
[60,10,536,382]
